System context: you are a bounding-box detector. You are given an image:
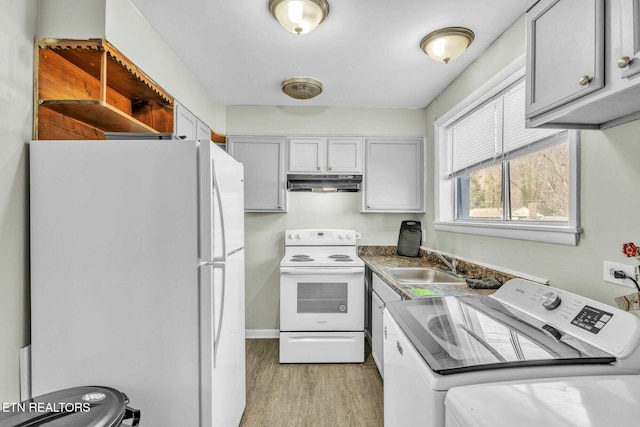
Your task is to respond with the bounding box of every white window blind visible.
[451,98,502,175]
[502,83,558,156]
[450,79,559,176]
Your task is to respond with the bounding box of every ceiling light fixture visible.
[281,77,323,100]
[420,27,475,64]
[268,0,330,35]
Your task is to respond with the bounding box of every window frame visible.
[433,57,582,246]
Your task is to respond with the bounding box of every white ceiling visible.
[129,0,527,109]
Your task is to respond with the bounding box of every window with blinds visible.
[449,81,558,178]
[448,79,570,223]
[434,63,581,245]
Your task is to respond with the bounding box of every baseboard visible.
[246,329,279,339]
[20,345,31,400]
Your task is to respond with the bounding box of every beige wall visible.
[0,0,37,402]
[37,0,226,133]
[227,106,426,331]
[423,16,640,311]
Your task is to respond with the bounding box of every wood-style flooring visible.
[239,339,384,427]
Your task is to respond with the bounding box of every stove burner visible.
[290,255,314,262]
[329,254,354,262]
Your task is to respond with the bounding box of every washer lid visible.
[0,386,131,427]
[386,295,616,375]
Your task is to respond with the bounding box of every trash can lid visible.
[0,386,131,427]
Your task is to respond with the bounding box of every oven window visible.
[297,282,348,314]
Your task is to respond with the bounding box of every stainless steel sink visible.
[385,267,465,284]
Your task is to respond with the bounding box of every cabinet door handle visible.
[384,326,387,339]
[578,75,591,86]
[328,166,333,171]
[317,166,321,170]
[618,56,632,68]
[396,341,403,355]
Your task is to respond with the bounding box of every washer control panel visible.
[491,279,640,358]
[571,305,614,335]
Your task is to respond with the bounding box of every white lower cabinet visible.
[227,136,287,212]
[371,273,402,377]
[383,309,436,427]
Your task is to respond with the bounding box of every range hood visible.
[287,174,362,192]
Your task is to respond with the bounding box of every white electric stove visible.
[279,229,365,363]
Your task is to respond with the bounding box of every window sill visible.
[433,221,583,246]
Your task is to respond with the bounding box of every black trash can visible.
[0,386,140,426]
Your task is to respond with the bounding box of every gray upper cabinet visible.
[288,137,362,173]
[619,0,640,80]
[175,100,211,141]
[175,101,198,140]
[288,137,323,172]
[196,120,211,142]
[526,0,605,119]
[227,136,287,212]
[362,137,424,213]
[526,0,640,129]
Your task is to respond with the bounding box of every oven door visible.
[280,267,364,331]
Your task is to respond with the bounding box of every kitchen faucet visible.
[431,251,459,276]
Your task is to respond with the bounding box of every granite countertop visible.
[358,246,508,300]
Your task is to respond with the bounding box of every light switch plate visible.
[603,261,638,288]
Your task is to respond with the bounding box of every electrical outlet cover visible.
[603,261,638,289]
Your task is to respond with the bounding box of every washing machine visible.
[445,375,640,427]
[383,278,640,427]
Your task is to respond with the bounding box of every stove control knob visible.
[345,233,353,240]
[295,233,302,240]
[541,291,562,310]
[337,233,344,240]
[287,233,295,240]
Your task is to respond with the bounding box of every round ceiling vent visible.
[281,77,323,100]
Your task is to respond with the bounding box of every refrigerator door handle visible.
[212,261,226,369]
[212,168,227,262]
[197,259,226,368]
[199,261,225,268]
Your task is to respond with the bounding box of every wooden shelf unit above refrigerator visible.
[35,38,174,140]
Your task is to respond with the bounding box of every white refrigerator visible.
[29,139,246,427]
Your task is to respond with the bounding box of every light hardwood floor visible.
[239,339,384,427]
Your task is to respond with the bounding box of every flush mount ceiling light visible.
[420,27,475,64]
[281,77,323,100]
[268,0,330,35]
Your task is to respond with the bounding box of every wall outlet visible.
[355,231,362,240]
[603,261,638,289]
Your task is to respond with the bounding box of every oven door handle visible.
[281,267,364,275]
